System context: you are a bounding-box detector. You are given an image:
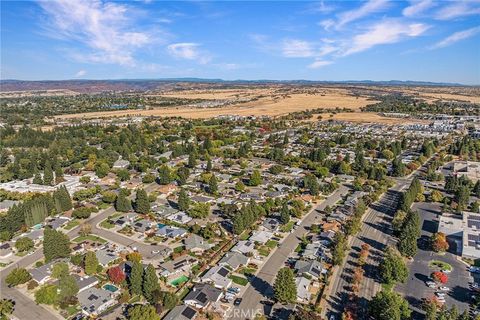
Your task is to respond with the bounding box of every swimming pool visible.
[157,223,166,229]
[169,275,189,287]
[103,284,119,292]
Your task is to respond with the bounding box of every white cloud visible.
[403,0,435,17]
[74,70,86,77]
[308,1,335,14]
[308,60,333,69]
[435,1,480,20]
[319,19,335,31]
[342,20,429,56]
[167,43,211,64]
[38,0,151,66]
[282,39,315,57]
[336,0,390,29]
[431,26,480,49]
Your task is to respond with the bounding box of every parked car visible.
[228,287,241,294]
[151,250,160,254]
[442,269,451,274]
[439,286,450,291]
[234,298,242,306]
[426,281,436,288]
[435,292,446,298]
[469,266,480,273]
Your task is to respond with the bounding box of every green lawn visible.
[239,231,251,241]
[229,275,249,286]
[173,246,185,253]
[63,219,80,230]
[73,235,107,244]
[257,246,271,257]
[265,240,278,249]
[429,260,453,271]
[280,221,295,233]
[239,267,256,276]
[100,219,114,229]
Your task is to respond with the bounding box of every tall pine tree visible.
[134,189,150,214]
[142,264,160,303]
[43,227,71,262]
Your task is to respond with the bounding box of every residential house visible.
[132,219,153,233]
[156,225,188,239]
[77,287,116,316]
[73,275,99,292]
[164,305,197,320]
[295,277,312,303]
[112,158,130,169]
[250,230,274,244]
[159,255,198,278]
[218,251,249,270]
[0,243,13,260]
[167,211,193,224]
[262,218,280,232]
[47,216,71,229]
[96,247,118,267]
[294,260,324,280]
[184,234,212,254]
[184,283,222,309]
[231,240,255,255]
[200,265,232,289]
[302,242,325,261]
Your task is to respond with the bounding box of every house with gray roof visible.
[295,276,312,303]
[132,219,153,233]
[231,240,255,255]
[262,218,280,232]
[219,251,249,270]
[294,260,324,280]
[159,255,198,278]
[156,225,187,239]
[73,275,99,292]
[47,216,71,229]
[184,234,212,254]
[77,287,116,316]
[164,305,197,320]
[95,247,118,266]
[200,265,232,289]
[112,158,130,169]
[184,283,222,309]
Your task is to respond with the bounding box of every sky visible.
[1,0,479,84]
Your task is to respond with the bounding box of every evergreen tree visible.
[54,164,64,184]
[115,190,132,212]
[187,152,197,168]
[33,172,43,185]
[84,251,99,275]
[208,174,218,194]
[157,165,172,185]
[142,264,160,303]
[43,161,54,186]
[248,170,262,186]
[129,261,143,296]
[206,159,212,172]
[332,232,347,266]
[43,227,71,262]
[280,203,290,224]
[273,267,297,303]
[134,189,150,214]
[398,211,420,257]
[380,247,408,285]
[369,290,411,320]
[58,275,79,300]
[177,189,190,212]
[176,167,190,185]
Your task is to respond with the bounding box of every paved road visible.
[396,201,471,319]
[324,179,409,319]
[0,182,162,320]
[229,185,350,320]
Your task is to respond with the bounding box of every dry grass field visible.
[316,112,427,124]
[55,88,375,120]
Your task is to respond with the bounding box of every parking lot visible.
[396,201,472,318]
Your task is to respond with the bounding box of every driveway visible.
[396,201,471,319]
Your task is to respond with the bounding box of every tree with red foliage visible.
[108,266,126,284]
[431,271,448,284]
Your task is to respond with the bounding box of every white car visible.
[442,269,451,274]
[426,281,436,288]
[439,286,450,291]
[151,250,160,254]
[435,292,446,297]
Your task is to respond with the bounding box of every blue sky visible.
[1,0,479,84]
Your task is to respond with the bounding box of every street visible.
[229,185,350,320]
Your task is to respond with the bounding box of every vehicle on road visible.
[439,286,450,291]
[441,269,451,274]
[151,250,160,254]
[234,298,242,306]
[435,292,446,298]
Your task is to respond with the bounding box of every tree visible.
[117,169,130,181]
[51,262,69,279]
[176,167,190,185]
[177,189,190,211]
[157,165,172,185]
[369,290,411,320]
[134,189,150,214]
[188,203,210,219]
[58,275,79,300]
[397,211,420,257]
[43,161,54,186]
[379,247,408,285]
[102,191,117,203]
[108,266,126,284]
[129,261,143,296]
[206,159,212,172]
[95,162,110,178]
[115,190,132,212]
[33,173,43,185]
[303,174,320,196]
[430,190,443,203]
[79,223,92,236]
[160,291,179,309]
[332,232,347,266]
[5,268,31,287]
[273,267,297,303]
[35,284,58,305]
[431,271,448,284]
[187,152,197,168]
[248,170,262,186]
[127,252,142,263]
[235,181,246,192]
[0,299,14,320]
[72,207,92,219]
[84,251,99,275]
[15,237,34,252]
[431,232,449,252]
[127,304,160,320]
[43,227,71,262]
[280,203,290,224]
[143,264,160,303]
[208,174,218,194]
[54,164,64,184]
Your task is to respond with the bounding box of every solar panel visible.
[218,267,229,277]
[197,292,208,303]
[181,307,196,319]
[88,294,97,301]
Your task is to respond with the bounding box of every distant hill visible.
[0,78,471,93]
